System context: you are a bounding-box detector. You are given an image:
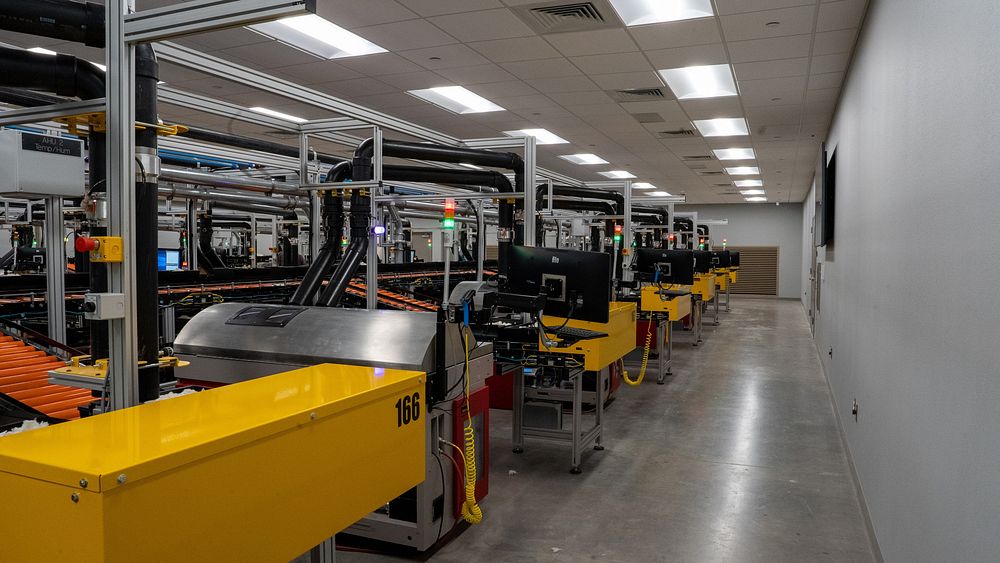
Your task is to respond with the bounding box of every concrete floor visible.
[342,297,875,562]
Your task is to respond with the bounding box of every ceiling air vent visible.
[682,155,713,161]
[656,129,696,139]
[697,171,726,176]
[631,112,664,124]
[515,1,618,34]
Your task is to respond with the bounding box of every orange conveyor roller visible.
[0,335,93,420]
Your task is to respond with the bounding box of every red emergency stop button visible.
[75,236,99,253]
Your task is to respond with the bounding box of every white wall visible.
[801,181,816,308]
[675,203,803,298]
[812,1,1000,560]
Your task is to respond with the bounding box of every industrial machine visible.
[453,246,634,473]
[711,250,733,313]
[173,304,491,553]
[0,363,426,562]
[691,250,717,336]
[624,249,695,384]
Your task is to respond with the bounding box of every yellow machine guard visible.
[640,286,693,321]
[728,268,738,284]
[692,273,717,301]
[713,270,729,291]
[0,363,426,562]
[540,301,637,371]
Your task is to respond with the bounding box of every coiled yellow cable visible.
[623,318,654,386]
[460,326,484,524]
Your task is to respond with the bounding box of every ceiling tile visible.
[817,0,868,32]
[501,58,581,80]
[274,60,367,83]
[806,71,844,90]
[715,0,818,15]
[547,91,615,106]
[746,104,804,126]
[628,19,722,51]
[353,20,458,51]
[525,75,600,93]
[335,53,426,75]
[567,103,631,117]
[313,77,397,97]
[314,0,419,28]
[428,8,535,42]
[813,28,859,55]
[398,0,503,17]
[487,94,559,110]
[644,43,729,69]
[545,28,639,57]
[720,5,817,42]
[353,91,428,109]
[727,35,813,63]
[470,80,539,97]
[739,75,808,105]
[680,96,745,119]
[810,52,851,74]
[399,44,490,69]
[570,52,652,74]
[436,64,518,84]
[589,71,662,90]
[176,28,271,52]
[216,42,319,68]
[805,87,839,103]
[735,58,809,81]
[619,100,685,117]
[378,70,452,90]
[467,36,562,62]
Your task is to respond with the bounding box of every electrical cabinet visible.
[0,129,85,198]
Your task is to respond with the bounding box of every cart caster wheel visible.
[692,343,699,347]
[593,444,605,451]
[570,467,582,474]
[713,322,720,326]
[656,380,665,385]
[513,447,524,454]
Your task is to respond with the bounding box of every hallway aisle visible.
[344,298,876,563]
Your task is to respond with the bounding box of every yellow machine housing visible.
[692,273,717,301]
[540,301,637,371]
[728,268,739,284]
[640,286,693,321]
[713,270,730,291]
[0,363,425,563]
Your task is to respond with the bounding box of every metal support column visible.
[186,199,198,271]
[622,179,633,281]
[522,136,537,247]
[367,127,382,310]
[107,0,140,409]
[301,133,320,262]
[475,199,485,282]
[44,197,66,343]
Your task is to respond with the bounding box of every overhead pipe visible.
[354,138,521,280]
[158,185,306,210]
[179,126,346,166]
[0,0,105,47]
[160,166,299,196]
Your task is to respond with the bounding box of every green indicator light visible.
[442,217,455,230]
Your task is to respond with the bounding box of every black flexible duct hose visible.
[289,161,350,305]
[0,0,105,47]
[179,127,345,166]
[318,186,368,307]
[354,138,521,280]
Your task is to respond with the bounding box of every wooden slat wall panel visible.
[486,245,499,260]
[728,246,779,296]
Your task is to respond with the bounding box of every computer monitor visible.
[507,246,611,323]
[633,249,694,285]
[158,249,181,271]
[710,250,731,269]
[730,251,740,267]
[692,250,713,274]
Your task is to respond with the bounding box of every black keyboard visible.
[548,326,608,341]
